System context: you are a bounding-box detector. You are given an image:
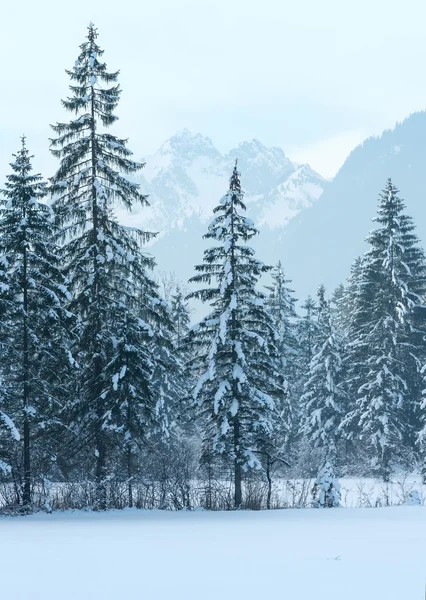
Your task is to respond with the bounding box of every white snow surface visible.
[2,503,426,599]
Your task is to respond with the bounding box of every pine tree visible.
[187,162,286,508]
[312,461,341,508]
[0,243,20,479]
[170,285,191,347]
[296,295,318,374]
[265,261,298,449]
[331,284,348,336]
[338,258,365,393]
[49,23,166,507]
[418,369,426,482]
[300,286,345,468]
[341,179,426,481]
[0,138,71,508]
[169,284,195,431]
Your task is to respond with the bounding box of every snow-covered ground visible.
[274,474,425,508]
[3,504,426,600]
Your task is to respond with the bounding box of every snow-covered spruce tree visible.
[49,24,166,508]
[170,285,191,347]
[0,139,72,508]
[312,461,340,508]
[187,162,286,508]
[265,261,298,450]
[0,248,20,481]
[337,257,369,453]
[331,284,349,337]
[102,273,178,507]
[336,259,365,360]
[300,286,345,483]
[296,295,318,376]
[341,180,426,481]
[418,373,426,483]
[170,284,196,430]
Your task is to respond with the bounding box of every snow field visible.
[274,475,426,508]
[2,504,426,600]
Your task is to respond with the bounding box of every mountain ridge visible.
[116,130,327,289]
[278,110,426,301]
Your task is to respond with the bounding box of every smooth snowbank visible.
[2,506,425,599]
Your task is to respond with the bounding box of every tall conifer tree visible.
[0,139,71,507]
[49,24,171,507]
[341,180,426,480]
[300,286,345,467]
[170,285,191,347]
[296,296,318,375]
[265,261,298,448]
[187,163,285,508]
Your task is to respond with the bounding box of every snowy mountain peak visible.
[230,138,286,161]
[115,131,327,287]
[158,128,221,162]
[227,139,297,194]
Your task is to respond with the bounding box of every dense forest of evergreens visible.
[1,24,426,513]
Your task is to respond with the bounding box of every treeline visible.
[0,24,425,513]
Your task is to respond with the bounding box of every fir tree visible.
[418,368,426,483]
[101,274,177,506]
[331,284,348,336]
[169,284,195,431]
[187,162,286,508]
[49,23,166,507]
[296,295,318,374]
[170,285,191,347]
[0,138,71,507]
[312,461,341,508]
[300,286,345,467]
[265,261,298,449]
[341,180,426,481]
[337,257,366,403]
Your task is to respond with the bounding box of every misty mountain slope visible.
[280,111,426,300]
[117,129,326,285]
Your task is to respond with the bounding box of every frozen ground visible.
[2,504,426,600]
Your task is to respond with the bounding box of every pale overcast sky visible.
[1,0,426,179]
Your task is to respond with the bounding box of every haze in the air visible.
[1,0,426,180]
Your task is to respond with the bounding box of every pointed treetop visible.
[229,158,241,193]
[317,284,326,303]
[7,136,36,177]
[87,22,98,42]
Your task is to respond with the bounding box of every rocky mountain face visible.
[117,128,327,288]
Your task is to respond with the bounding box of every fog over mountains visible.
[280,110,426,300]
[119,111,426,303]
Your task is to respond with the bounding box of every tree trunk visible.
[94,423,107,509]
[266,457,272,510]
[206,455,213,510]
[382,448,390,483]
[233,418,242,508]
[229,193,242,510]
[22,226,31,507]
[127,447,133,508]
[23,417,31,506]
[89,46,107,511]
